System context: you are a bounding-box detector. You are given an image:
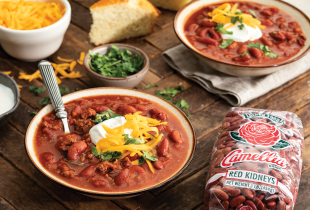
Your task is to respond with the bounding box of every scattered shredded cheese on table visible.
[17,52,85,84]
[2,52,84,89]
[70,61,77,71]
[77,52,85,65]
[57,57,73,62]
[3,71,11,75]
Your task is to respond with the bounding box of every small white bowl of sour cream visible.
[0,72,20,127]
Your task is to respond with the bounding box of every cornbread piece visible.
[148,0,190,11]
[89,0,160,45]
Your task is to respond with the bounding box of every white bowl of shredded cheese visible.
[0,72,20,127]
[0,0,71,62]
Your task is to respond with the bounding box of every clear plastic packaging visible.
[205,108,304,210]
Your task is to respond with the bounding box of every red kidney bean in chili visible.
[184,1,306,66]
[34,95,190,192]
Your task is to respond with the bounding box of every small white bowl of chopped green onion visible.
[84,44,149,88]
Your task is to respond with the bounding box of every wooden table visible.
[0,1,310,210]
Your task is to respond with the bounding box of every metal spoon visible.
[38,60,70,134]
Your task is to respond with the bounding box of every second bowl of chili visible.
[174,0,310,77]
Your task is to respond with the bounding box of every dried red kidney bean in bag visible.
[204,108,303,210]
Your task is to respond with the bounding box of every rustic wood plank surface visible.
[0,196,16,210]
[0,1,310,210]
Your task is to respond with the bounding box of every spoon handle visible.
[38,60,70,133]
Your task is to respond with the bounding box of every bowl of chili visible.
[83,44,150,88]
[174,0,310,77]
[25,87,196,198]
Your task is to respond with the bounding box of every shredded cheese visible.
[56,63,70,68]
[145,159,154,173]
[120,151,132,159]
[54,72,62,84]
[4,52,83,86]
[132,160,139,166]
[70,61,77,72]
[18,60,82,84]
[19,71,41,82]
[77,52,85,65]
[99,145,152,153]
[95,112,167,173]
[208,3,266,30]
[146,133,164,148]
[79,52,85,61]
[3,71,11,75]
[57,56,73,62]
[56,67,82,79]
[0,0,66,30]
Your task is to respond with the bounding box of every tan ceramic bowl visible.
[83,44,149,88]
[25,88,196,199]
[174,0,310,77]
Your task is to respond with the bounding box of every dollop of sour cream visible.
[89,116,132,145]
[0,83,15,115]
[221,23,262,42]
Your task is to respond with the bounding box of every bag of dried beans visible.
[205,107,303,210]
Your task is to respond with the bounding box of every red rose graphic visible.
[239,122,280,146]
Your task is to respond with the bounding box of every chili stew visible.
[184,1,307,66]
[34,95,190,192]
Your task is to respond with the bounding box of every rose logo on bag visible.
[230,122,291,149]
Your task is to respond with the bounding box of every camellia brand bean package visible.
[205,108,304,210]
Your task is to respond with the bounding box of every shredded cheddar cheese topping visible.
[0,0,66,30]
[132,160,139,165]
[208,3,265,30]
[145,159,154,173]
[18,53,85,84]
[96,112,167,173]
